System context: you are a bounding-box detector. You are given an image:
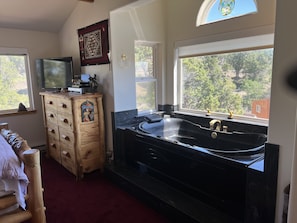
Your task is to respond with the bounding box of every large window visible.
[177,34,274,123]
[135,42,158,113]
[0,48,34,114]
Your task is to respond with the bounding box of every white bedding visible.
[0,134,29,211]
[0,179,22,215]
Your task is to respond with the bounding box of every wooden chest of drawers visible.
[40,92,105,178]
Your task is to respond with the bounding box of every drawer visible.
[79,142,101,159]
[57,98,72,114]
[61,158,76,176]
[59,127,75,145]
[48,134,60,147]
[79,125,100,143]
[61,144,76,175]
[60,143,75,162]
[48,139,61,163]
[47,124,59,139]
[44,96,57,111]
[57,114,73,131]
[81,156,102,173]
[45,110,57,125]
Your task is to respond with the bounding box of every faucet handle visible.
[209,119,221,131]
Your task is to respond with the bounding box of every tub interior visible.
[138,118,267,156]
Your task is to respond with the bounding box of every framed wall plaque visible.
[78,19,110,66]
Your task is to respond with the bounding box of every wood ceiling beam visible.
[79,0,94,2]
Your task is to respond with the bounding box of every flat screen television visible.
[36,57,73,91]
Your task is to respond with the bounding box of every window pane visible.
[197,0,258,26]
[208,0,257,22]
[136,81,156,112]
[0,55,30,111]
[135,45,154,78]
[135,42,157,113]
[180,48,273,120]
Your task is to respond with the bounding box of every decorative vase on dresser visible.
[40,92,105,179]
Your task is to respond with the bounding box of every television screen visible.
[36,57,73,90]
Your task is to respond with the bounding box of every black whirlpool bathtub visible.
[110,112,278,223]
[138,117,266,163]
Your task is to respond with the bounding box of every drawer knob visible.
[60,103,67,108]
[61,118,68,123]
[47,101,53,105]
[48,128,55,133]
[50,143,56,148]
[48,114,54,118]
[84,150,91,158]
[62,150,70,158]
[62,135,70,141]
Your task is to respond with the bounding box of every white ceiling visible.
[0,0,85,32]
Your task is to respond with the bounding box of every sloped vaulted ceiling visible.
[0,0,93,32]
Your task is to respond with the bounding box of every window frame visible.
[135,41,159,114]
[0,47,35,115]
[176,33,274,125]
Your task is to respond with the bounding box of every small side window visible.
[0,48,34,114]
[135,42,158,113]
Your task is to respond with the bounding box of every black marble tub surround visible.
[244,143,279,222]
[111,109,144,164]
[109,109,279,223]
[105,162,241,223]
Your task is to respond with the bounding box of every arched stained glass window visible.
[197,0,258,27]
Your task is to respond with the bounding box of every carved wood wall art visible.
[78,20,110,66]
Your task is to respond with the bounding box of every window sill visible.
[0,109,37,117]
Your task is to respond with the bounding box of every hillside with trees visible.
[181,48,273,118]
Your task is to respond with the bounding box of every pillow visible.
[0,129,27,160]
[0,129,12,140]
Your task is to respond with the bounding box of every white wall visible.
[59,0,165,152]
[110,0,166,112]
[59,0,137,153]
[270,1,297,222]
[0,28,60,147]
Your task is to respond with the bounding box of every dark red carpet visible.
[41,157,170,223]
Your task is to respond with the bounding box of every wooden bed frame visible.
[0,124,46,223]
